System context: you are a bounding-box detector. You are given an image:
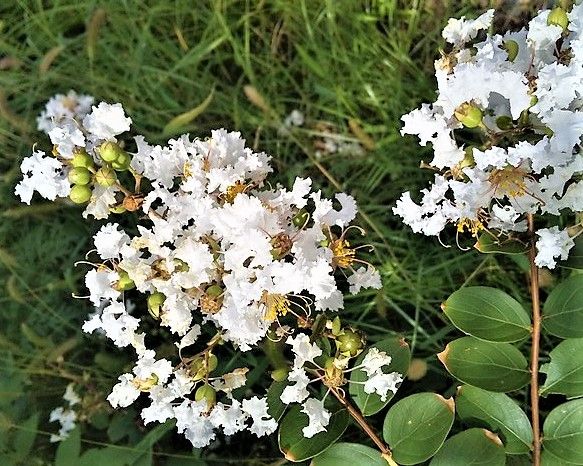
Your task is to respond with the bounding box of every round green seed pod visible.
[94,167,117,187]
[68,167,92,185]
[69,184,92,204]
[195,384,217,408]
[116,269,135,291]
[71,150,94,169]
[337,329,364,356]
[547,7,569,31]
[292,208,310,228]
[454,103,483,129]
[111,151,131,171]
[495,115,513,130]
[98,141,125,163]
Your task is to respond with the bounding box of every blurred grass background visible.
[0,0,550,464]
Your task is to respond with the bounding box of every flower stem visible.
[527,213,542,466]
[329,386,398,465]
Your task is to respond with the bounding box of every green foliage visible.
[456,385,532,455]
[542,275,583,338]
[443,286,531,343]
[543,398,583,464]
[349,336,411,415]
[278,405,349,462]
[383,393,455,465]
[438,336,530,392]
[311,442,387,466]
[540,338,583,398]
[429,428,506,466]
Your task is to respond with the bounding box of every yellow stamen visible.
[457,218,485,237]
[222,181,247,203]
[489,166,529,197]
[330,239,356,268]
[132,374,158,391]
[262,291,291,322]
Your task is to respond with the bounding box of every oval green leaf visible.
[383,392,455,465]
[267,380,288,422]
[540,338,583,398]
[543,398,583,464]
[443,286,531,342]
[456,385,532,454]
[311,442,388,466]
[438,336,529,392]
[543,275,583,338]
[349,337,410,416]
[278,405,349,462]
[474,233,529,255]
[560,236,583,270]
[429,428,506,466]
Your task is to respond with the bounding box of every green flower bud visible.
[69,184,92,204]
[271,367,289,382]
[189,353,218,381]
[195,384,217,408]
[71,150,94,169]
[292,208,309,228]
[115,269,135,291]
[147,292,165,319]
[173,258,189,273]
[495,115,513,130]
[68,167,92,185]
[98,141,125,163]
[111,151,131,171]
[207,353,218,373]
[501,40,519,62]
[454,102,483,128]
[94,167,117,187]
[337,329,364,357]
[547,7,569,31]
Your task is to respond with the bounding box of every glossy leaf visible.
[540,338,583,398]
[349,336,410,415]
[543,398,583,464]
[55,427,81,466]
[429,428,506,465]
[278,405,348,462]
[311,442,388,466]
[443,286,530,342]
[456,385,532,454]
[383,392,455,465]
[438,336,529,392]
[267,380,288,422]
[561,236,583,270]
[543,275,583,338]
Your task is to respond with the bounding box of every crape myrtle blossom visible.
[19,94,394,447]
[49,383,81,442]
[393,5,583,269]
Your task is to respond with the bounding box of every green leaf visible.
[456,385,532,454]
[438,336,529,392]
[541,449,578,465]
[79,447,133,466]
[349,337,410,415]
[443,286,531,343]
[561,236,583,270]
[278,405,349,462]
[163,88,215,135]
[429,428,506,466]
[267,380,288,422]
[474,233,529,255]
[383,392,455,465]
[543,398,583,464]
[311,442,388,466]
[540,338,583,398]
[543,275,583,338]
[55,427,81,466]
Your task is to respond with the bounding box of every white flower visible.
[364,372,403,402]
[535,227,575,269]
[360,348,392,376]
[286,334,322,368]
[348,266,382,294]
[93,223,130,260]
[49,406,77,442]
[241,397,277,437]
[301,398,330,438]
[83,102,131,140]
[63,383,81,406]
[442,9,494,46]
[107,374,139,408]
[176,324,201,351]
[15,150,70,204]
[281,367,310,405]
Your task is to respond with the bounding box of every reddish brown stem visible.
[527,213,542,466]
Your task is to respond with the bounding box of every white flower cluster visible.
[49,383,81,442]
[19,93,387,447]
[393,6,583,268]
[281,335,402,437]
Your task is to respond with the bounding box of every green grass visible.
[0,1,547,464]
